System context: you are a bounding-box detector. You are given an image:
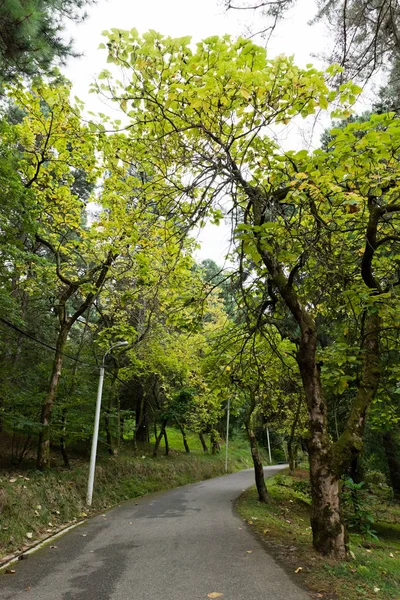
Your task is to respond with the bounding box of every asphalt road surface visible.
[0,466,309,600]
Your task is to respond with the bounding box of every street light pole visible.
[225,397,230,473]
[86,341,128,506]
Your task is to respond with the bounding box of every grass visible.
[236,471,400,600]
[0,428,255,561]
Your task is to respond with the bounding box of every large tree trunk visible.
[246,423,269,504]
[37,326,68,470]
[382,431,400,501]
[308,448,347,558]
[297,323,348,559]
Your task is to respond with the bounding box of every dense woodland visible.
[1,0,400,567]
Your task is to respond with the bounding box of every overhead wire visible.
[0,316,127,383]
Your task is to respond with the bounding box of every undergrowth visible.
[0,429,254,560]
[236,471,400,600]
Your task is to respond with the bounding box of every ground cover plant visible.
[236,470,400,600]
[0,429,256,561]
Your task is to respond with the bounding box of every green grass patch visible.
[0,428,254,561]
[236,471,400,600]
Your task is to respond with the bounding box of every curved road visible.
[0,466,308,600]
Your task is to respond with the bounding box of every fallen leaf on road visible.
[247,520,253,525]
[246,550,253,554]
[295,567,303,574]
[50,546,57,549]
[81,534,87,537]
[9,478,17,483]
[26,532,33,539]
[263,529,269,534]
[25,587,31,591]
[207,593,223,598]
[129,522,133,525]
[5,569,16,574]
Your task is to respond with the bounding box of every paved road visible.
[0,466,308,600]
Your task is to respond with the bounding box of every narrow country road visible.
[0,466,308,599]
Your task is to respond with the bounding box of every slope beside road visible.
[0,466,309,600]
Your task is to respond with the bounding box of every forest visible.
[1,1,400,598]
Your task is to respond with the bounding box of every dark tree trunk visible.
[60,408,70,469]
[105,409,114,456]
[37,326,68,470]
[246,423,269,503]
[177,421,190,453]
[135,387,149,443]
[382,431,400,501]
[350,455,364,484]
[199,431,208,453]
[287,442,296,475]
[297,324,348,560]
[164,428,169,456]
[153,419,168,457]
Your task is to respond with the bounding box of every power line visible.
[0,317,83,362]
[0,316,129,383]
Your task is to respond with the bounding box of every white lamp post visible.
[225,397,230,473]
[86,341,128,505]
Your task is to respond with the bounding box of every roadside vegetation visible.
[237,470,400,600]
[0,429,257,561]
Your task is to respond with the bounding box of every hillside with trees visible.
[0,3,400,597]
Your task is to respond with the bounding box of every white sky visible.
[61,0,371,265]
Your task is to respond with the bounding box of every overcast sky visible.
[61,0,364,265]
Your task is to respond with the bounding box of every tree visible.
[226,0,400,84]
[0,0,94,84]
[95,30,400,559]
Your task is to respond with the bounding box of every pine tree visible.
[0,0,94,84]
